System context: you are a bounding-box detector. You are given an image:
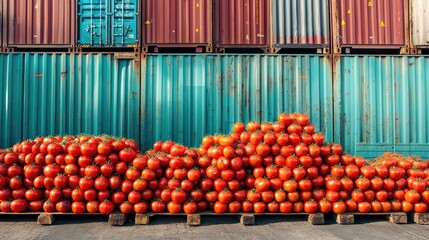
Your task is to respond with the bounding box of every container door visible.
[334,56,429,158]
[78,0,109,46]
[112,0,138,46]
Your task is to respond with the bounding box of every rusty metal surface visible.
[143,0,212,45]
[334,0,408,47]
[333,56,429,158]
[3,0,76,47]
[0,53,140,148]
[141,54,333,150]
[0,0,3,47]
[214,0,269,47]
[410,0,429,47]
[271,0,330,47]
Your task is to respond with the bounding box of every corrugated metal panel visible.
[141,54,333,150]
[410,0,429,47]
[77,0,139,47]
[333,56,429,158]
[271,0,330,47]
[335,0,407,46]
[144,0,212,46]
[0,53,140,148]
[214,0,269,47]
[0,54,24,147]
[1,0,3,47]
[4,0,76,46]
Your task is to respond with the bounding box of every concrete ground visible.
[1,214,429,240]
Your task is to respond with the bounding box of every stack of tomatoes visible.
[329,152,429,214]
[1,112,429,215]
[0,135,139,214]
[186,113,347,214]
[124,142,202,214]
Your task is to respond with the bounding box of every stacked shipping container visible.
[410,0,429,51]
[2,0,76,48]
[1,0,426,53]
[143,0,213,52]
[332,0,409,53]
[77,0,140,48]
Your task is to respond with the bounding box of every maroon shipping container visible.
[143,0,213,52]
[0,0,3,48]
[332,0,409,53]
[3,0,76,48]
[214,0,270,51]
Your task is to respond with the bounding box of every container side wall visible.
[5,0,75,46]
[0,53,140,148]
[141,54,332,151]
[214,0,268,46]
[0,54,24,148]
[272,0,330,47]
[143,0,212,45]
[410,0,429,47]
[336,0,406,46]
[334,56,429,158]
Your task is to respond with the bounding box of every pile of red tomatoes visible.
[1,113,429,215]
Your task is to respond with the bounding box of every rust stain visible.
[61,72,67,78]
[35,73,43,77]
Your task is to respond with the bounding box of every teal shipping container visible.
[0,53,140,148]
[334,56,429,158]
[141,54,333,149]
[77,0,139,48]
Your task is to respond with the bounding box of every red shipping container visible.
[3,0,76,47]
[0,0,3,48]
[214,0,269,49]
[143,0,212,51]
[333,0,409,52]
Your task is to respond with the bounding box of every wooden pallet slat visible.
[334,212,407,225]
[408,212,429,225]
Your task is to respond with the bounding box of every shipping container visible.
[410,0,429,50]
[143,0,212,52]
[271,0,330,50]
[2,0,76,48]
[0,53,140,148]
[0,0,3,48]
[333,56,429,158]
[77,0,139,48]
[332,0,409,53]
[141,54,333,150]
[214,0,270,52]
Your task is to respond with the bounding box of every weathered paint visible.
[143,0,212,46]
[3,0,76,47]
[0,54,24,146]
[271,0,330,47]
[334,0,408,47]
[410,0,429,47]
[214,0,269,47]
[0,0,3,47]
[141,54,333,150]
[77,0,139,47]
[0,53,140,148]
[333,56,429,158]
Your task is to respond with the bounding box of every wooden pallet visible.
[333,212,407,224]
[135,212,324,226]
[407,212,429,225]
[0,212,127,226]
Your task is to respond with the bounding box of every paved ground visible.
[1,214,429,240]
